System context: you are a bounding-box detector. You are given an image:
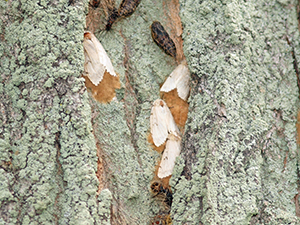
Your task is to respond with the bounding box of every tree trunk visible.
[1,0,300,224]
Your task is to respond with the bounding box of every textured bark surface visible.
[171,0,300,224]
[1,0,300,224]
[0,1,102,224]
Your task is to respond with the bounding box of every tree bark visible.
[1,0,300,224]
[172,0,300,224]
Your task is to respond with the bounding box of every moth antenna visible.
[98,28,123,47]
[139,13,147,22]
[97,29,107,37]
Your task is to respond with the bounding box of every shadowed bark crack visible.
[286,36,300,98]
[120,32,143,168]
[53,131,63,225]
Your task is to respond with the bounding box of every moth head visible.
[153,99,166,108]
[84,31,92,40]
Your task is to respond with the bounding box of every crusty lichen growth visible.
[87,0,184,223]
[170,0,300,224]
[98,0,177,103]
[98,189,113,224]
[0,0,109,224]
[91,98,163,223]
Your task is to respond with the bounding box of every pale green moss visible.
[2,0,299,224]
[92,100,156,223]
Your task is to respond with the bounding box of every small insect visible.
[151,21,176,58]
[83,31,117,86]
[106,0,141,30]
[90,0,100,8]
[118,0,141,17]
[158,134,181,179]
[150,181,173,208]
[160,61,190,101]
[150,99,181,147]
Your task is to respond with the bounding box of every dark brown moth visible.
[118,0,141,17]
[105,0,141,30]
[150,21,176,58]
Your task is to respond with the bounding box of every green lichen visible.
[99,0,176,103]
[0,0,106,224]
[98,189,112,224]
[2,0,299,223]
[89,0,183,222]
[170,0,300,224]
[92,100,156,223]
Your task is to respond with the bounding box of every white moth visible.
[160,61,190,101]
[83,31,116,86]
[150,99,180,147]
[157,134,181,178]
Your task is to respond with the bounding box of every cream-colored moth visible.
[160,61,190,101]
[157,134,181,178]
[83,31,116,86]
[150,99,180,147]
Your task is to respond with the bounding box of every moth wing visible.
[165,107,180,137]
[90,33,117,77]
[160,72,177,93]
[175,64,190,101]
[150,100,169,147]
[160,63,190,101]
[83,39,105,85]
[157,137,181,178]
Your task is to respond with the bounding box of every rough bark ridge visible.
[0,1,106,224]
[170,0,300,224]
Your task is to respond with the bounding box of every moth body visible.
[105,9,119,31]
[150,181,173,208]
[151,21,176,58]
[118,0,141,17]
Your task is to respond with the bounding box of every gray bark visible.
[0,0,300,224]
